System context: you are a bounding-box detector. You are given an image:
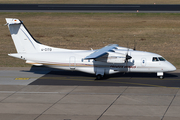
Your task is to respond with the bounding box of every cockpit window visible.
[152,57,159,62]
[158,57,166,61]
[152,57,166,62]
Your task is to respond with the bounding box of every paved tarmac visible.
[0,67,180,120]
[30,70,180,87]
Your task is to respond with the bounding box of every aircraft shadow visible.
[23,66,178,78]
[27,66,180,87]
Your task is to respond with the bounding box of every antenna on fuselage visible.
[133,39,137,50]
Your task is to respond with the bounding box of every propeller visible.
[124,42,132,66]
[125,49,132,64]
[125,47,132,67]
[126,54,132,62]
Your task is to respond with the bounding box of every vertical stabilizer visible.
[6,18,40,53]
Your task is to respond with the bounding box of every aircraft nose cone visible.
[165,61,176,72]
[168,63,176,72]
[171,65,176,71]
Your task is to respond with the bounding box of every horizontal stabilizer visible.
[6,18,21,25]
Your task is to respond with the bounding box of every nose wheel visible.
[159,76,164,79]
[157,72,164,79]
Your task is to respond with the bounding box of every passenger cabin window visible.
[152,57,159,62]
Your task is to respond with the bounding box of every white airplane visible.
[5,18,176,79]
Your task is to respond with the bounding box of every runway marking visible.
[15,78,30,80]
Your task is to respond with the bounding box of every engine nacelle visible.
[106,56,125,63]
[96,52,126,63]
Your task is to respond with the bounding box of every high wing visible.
[84,44,119,59]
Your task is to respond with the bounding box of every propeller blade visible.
[126,55,132,60]
[125,48,132,65]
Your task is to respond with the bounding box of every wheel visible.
[159,76,164,79]
[96,74,102,80]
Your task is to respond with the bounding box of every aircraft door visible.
[69,56,76,70]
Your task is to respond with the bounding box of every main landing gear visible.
[95,68,105,80]
[96,74,103,80]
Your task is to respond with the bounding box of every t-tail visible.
[6,18,41,53]
[6,18,67,64]
[5,18,68,61]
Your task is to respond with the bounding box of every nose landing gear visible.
[159,76,164,79]
[157,72,164,79]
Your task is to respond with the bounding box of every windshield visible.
[158,57,166,61]
[152,57,166,62]
[152,57,159,62]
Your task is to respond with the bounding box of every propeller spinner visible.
[125,49,132,64]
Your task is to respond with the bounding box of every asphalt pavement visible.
[0,67,180,120]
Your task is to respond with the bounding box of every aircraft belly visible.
[130,65,162,73]
[76,67,95,74]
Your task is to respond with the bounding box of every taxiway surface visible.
[1,66,179,87]
[0,67,180,120]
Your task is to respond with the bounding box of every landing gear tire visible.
[96,74,102,80]
[159,76,164,79]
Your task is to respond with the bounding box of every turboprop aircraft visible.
[5,18,176,79]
